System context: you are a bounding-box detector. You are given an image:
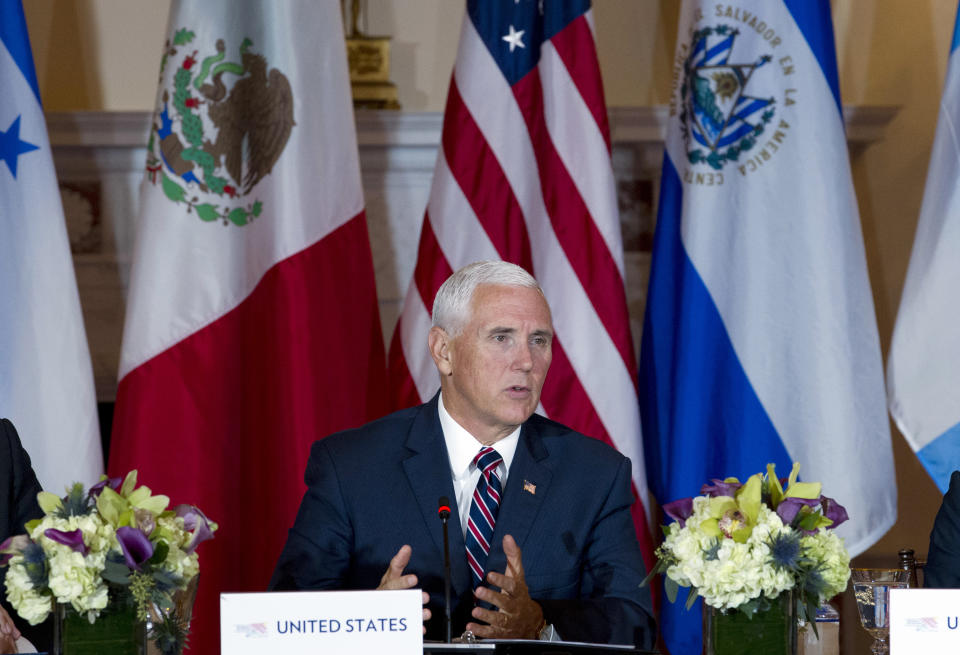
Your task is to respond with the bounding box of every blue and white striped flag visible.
[0,1,102,491]
[639,2,896,652]
[887,5,960,494]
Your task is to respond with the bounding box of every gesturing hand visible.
[377,545,431,634]
[466,534,544,639]
[0,604,20,654]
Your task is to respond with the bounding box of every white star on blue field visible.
[0,115,39,178]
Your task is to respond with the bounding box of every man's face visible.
[431,283,553,443]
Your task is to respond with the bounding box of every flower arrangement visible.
[645,463,850,625]
[0,471,216,654]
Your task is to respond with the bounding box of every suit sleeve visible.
[536,456,656,649]
[925,470,960,588]
[1,419,43,540]
[1,419,50,653]
[269,439,354,590]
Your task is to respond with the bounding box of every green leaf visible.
[685,586,700,611]
[664,576,679,604]
[227,207,249,226]
[37,491,63,515]
[102,559,132,585]
[251,200,263,217]
[172,29,195,46]
[149,541,170,567]
[160,173,186,203]
[194,203,220,222]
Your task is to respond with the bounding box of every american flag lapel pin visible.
[523,479,536,495]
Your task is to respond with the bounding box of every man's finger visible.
[377,545,418,590]
[387,545,412,578]
[502,534,525,578]
[474,584,511,612]
[486,571,519,596]
[0,606,19,638]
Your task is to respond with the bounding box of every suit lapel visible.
[401,395,472,597]
[485,420,551,578]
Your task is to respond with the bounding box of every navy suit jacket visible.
[270,396,655,648]
[925,470,960,588]
[0,419,50,652]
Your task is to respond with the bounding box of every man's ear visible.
[428,326,454,376]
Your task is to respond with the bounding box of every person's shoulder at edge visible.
[308,402,427,456]
[523,412,629,465]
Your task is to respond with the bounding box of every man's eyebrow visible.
[487,326,516,334]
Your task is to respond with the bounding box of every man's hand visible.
[0,605,20,654]
[377,545,431,634]
[467,534,544,639]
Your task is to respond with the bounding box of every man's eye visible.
[493,334,507,342]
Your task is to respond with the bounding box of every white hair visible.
[431,261,544,336]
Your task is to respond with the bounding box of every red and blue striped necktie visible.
[465,446,503,588]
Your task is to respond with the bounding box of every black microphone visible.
[437,496,453,643]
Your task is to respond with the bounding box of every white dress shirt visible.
[437,393,520,538]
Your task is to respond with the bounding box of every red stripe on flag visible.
[387,321,424,410]
[109,213,386,655]
[414,212,454,311]
[511,69,637,383]
[388,215,454,410]
[549,15,612,152]
[442,79,535,270]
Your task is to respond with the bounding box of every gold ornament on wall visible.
[342,0,400,110]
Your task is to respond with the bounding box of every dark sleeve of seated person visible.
[0,419,52,653]
[924,470,960,588]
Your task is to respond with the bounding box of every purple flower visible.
[116,526,154,570]
[0,535,29,566]
[44,529,89,556]
[775,496,820,525]
[700,479,741,498]
[175,505,216,553]
[88,476,122,498]
[663,498,694,527]
[820,495,849,529]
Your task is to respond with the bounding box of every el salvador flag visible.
[0,1,103,492]
[888,4,960,494]
[639,2,897,653]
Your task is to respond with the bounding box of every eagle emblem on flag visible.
[679,25,776,171]
[145,28,295,226]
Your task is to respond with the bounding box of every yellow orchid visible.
[95,471,170,530]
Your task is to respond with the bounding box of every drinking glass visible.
[851,568,909,655]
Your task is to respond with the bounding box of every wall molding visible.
[45,105,899,149]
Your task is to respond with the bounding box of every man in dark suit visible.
[0,419,45,653]
[925,470,960,588]
[271,261,655,648]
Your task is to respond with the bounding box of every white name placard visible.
[890,588,960,654]
[220,590,423,655]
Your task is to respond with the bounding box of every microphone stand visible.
[438,497,453,643]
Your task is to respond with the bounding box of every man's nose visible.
[513,342,534,371]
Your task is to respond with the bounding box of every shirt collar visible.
[438,392,521,477]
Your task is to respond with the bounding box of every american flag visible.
[387,0,654,566]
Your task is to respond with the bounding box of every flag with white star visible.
[0,1,103,493]
[388,0,655,604]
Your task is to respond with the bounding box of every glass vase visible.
[52,601,147,655]
[703,592,798,655]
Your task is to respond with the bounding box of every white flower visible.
[4,561,52,625]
